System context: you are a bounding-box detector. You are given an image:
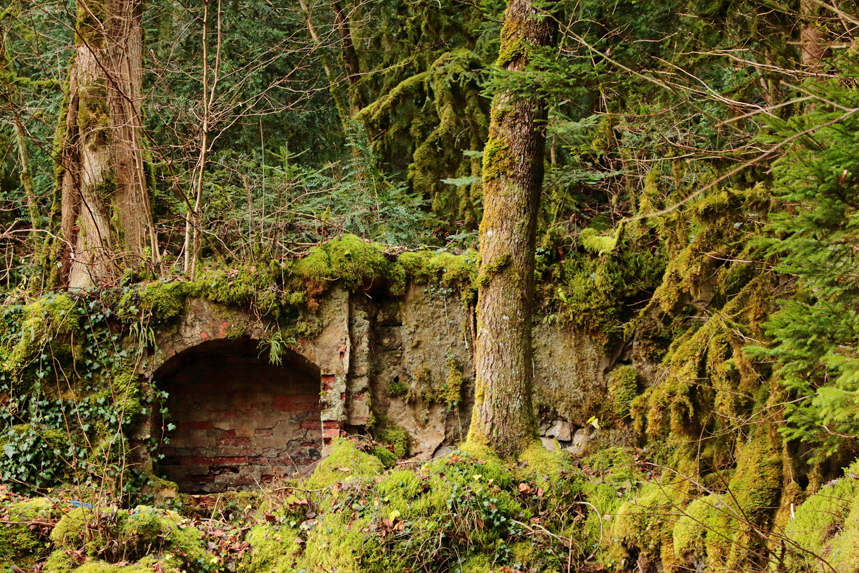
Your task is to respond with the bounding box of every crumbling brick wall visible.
[157,339,322,493]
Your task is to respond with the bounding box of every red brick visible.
[301,421,321,430]
[180,421,213,430]
[213,456,247,465]
[212,410,237,419]
[322,421,344,429]
[273,394,319,412]
[321,375,335,390]
[180,457,213,465]
[323,428,344,440]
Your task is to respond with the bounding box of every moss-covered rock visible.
[306,438,385,490]
[49,505,209,572]
[0,497,55,568]
[613,480,683,572]
[293,235,405,299]
[237,523,300,573]
[607,365,640,419]
[783,460,859,572]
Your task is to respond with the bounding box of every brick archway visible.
[155,337,322,493]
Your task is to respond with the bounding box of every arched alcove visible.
[155,337,322,493]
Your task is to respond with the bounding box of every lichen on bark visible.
[466,0,555,459]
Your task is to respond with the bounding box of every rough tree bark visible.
[331,0,365,114]
[466,0,554,458]
[59,0,156,289]
[0,31,42,245]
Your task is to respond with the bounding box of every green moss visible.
[50,506,209,572]
[306,438,384,490]
[460,554,492,572]
[117,280,191,323]
[294,512,378,573]
[292,235,402,299]
[386,378,408,398]
[378,469,424,500]
[373,445,398,468]
[824,492,859,573]
[45,549,77,573]
[613,480,685,572]
[0,498,55,567]
[481,136,512,182]
[783,460,859,571]
[238,523,300,573]
[443,356,464,408]
[377,424,412,460]
[516,441,571,490]
[607,365,640,418]
[721,430,782,571]
[583,447,640,483]
[672,495,723,564]
[580,227,618,255]
[397,249,478,297]
[5,294,81,372]
[432,445,513,490]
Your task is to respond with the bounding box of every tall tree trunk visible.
[331,0,365,114]
[466,0,555,458]
[0,31,42,244]
[59,0,155,289]
[298,0,350,131]
[800,0,828,74]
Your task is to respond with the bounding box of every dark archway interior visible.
[155,338,322,493]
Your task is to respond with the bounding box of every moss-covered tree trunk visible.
[331,0,365,114]
[0,31,42,245]
[59,0,155,289]
[467,0,554,458]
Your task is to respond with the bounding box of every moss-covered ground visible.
[2,439,857,572]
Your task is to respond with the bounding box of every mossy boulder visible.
[612,480,682,571]
[306,438,384,490]
[0,497,55,568]
[48,505,209,572]
[783,460,859,572]
[292,235,404,297]
[238,523,300,573]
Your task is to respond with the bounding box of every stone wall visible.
[136,282,629,492]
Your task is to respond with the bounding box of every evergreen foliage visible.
[752,64,859,460]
